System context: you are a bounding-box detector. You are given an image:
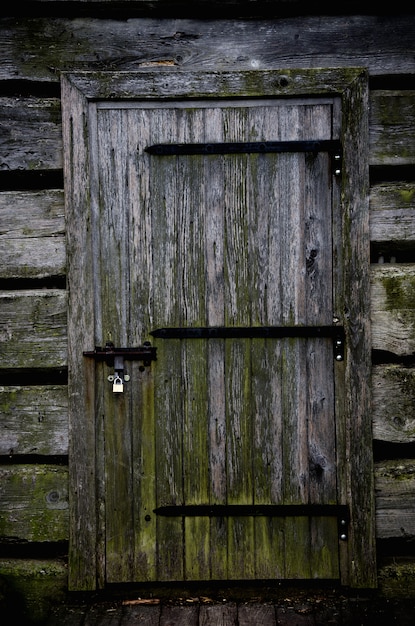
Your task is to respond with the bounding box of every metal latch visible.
[83,342,157,393]
[83,341,157,366]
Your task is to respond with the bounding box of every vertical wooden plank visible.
[247,107,285,578]
[180,111,211,579]
[341,70,375,587]
[275,128,310,577]
[303,138,339,579]
[96,108,135,582]
[204,109,228,580]
[128,108,157,581]
[223,108,254,578]
[151,107,184,581]
[61,76,97,591]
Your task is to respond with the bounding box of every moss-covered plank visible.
[0,290,67,370]
[0,558,67,625]
[0,465,68,542]
[0,190,65,280]
[371,264,415,355]
[370,183,415,244]
[0,385,68,456]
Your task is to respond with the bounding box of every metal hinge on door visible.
[145,139,343,176]
[151,326,345,361]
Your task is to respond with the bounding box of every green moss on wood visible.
[382,275,415,311]
[0,558,67,624]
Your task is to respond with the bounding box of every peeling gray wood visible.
[0,190,65,279]
[0,385,68,456]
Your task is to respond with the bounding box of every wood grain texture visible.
[372,365,415,444]
[0,97,62,171]
[0,385,68,456]
[370,183,415,243]
[61,74,98,590]
[371,264,415,355]
[1,16,415,82]
[0,190,65,279]
[375,459,415,540]
[0,465,68,542]
[0,290,67,369]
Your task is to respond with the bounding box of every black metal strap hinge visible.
[145,139,342,175]
[154,504,350,541]
[151,326,344,361]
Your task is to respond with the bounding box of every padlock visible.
[112,375,124,393]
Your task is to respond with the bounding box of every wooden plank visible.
[0,97,62,171]
[159,605,198,625]
[0,465,68,542]
[375,459,415,539]
[378,561,415,599]
[2,16,415,81]
[0,558,68,624]
[0,385,68,456]
[199,603,238,625]
[121,604,161,626]
[127,108,158,583]
[370,91,415,166]
[372,365,415,444]
[61,73,97,591]
[371,264,415,356]
[0,290,67,369]
[238,604,276,626]
[0,190,65,280]
[370,183,415,243]
[339,69,375,587]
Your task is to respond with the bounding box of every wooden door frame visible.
[61,68,375,591]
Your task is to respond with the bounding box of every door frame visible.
[61,68,375,590]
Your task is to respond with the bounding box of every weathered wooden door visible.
[62,69,376,590]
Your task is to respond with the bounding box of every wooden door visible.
[62,69,376,591]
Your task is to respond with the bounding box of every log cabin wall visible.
[1,0,415,613]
